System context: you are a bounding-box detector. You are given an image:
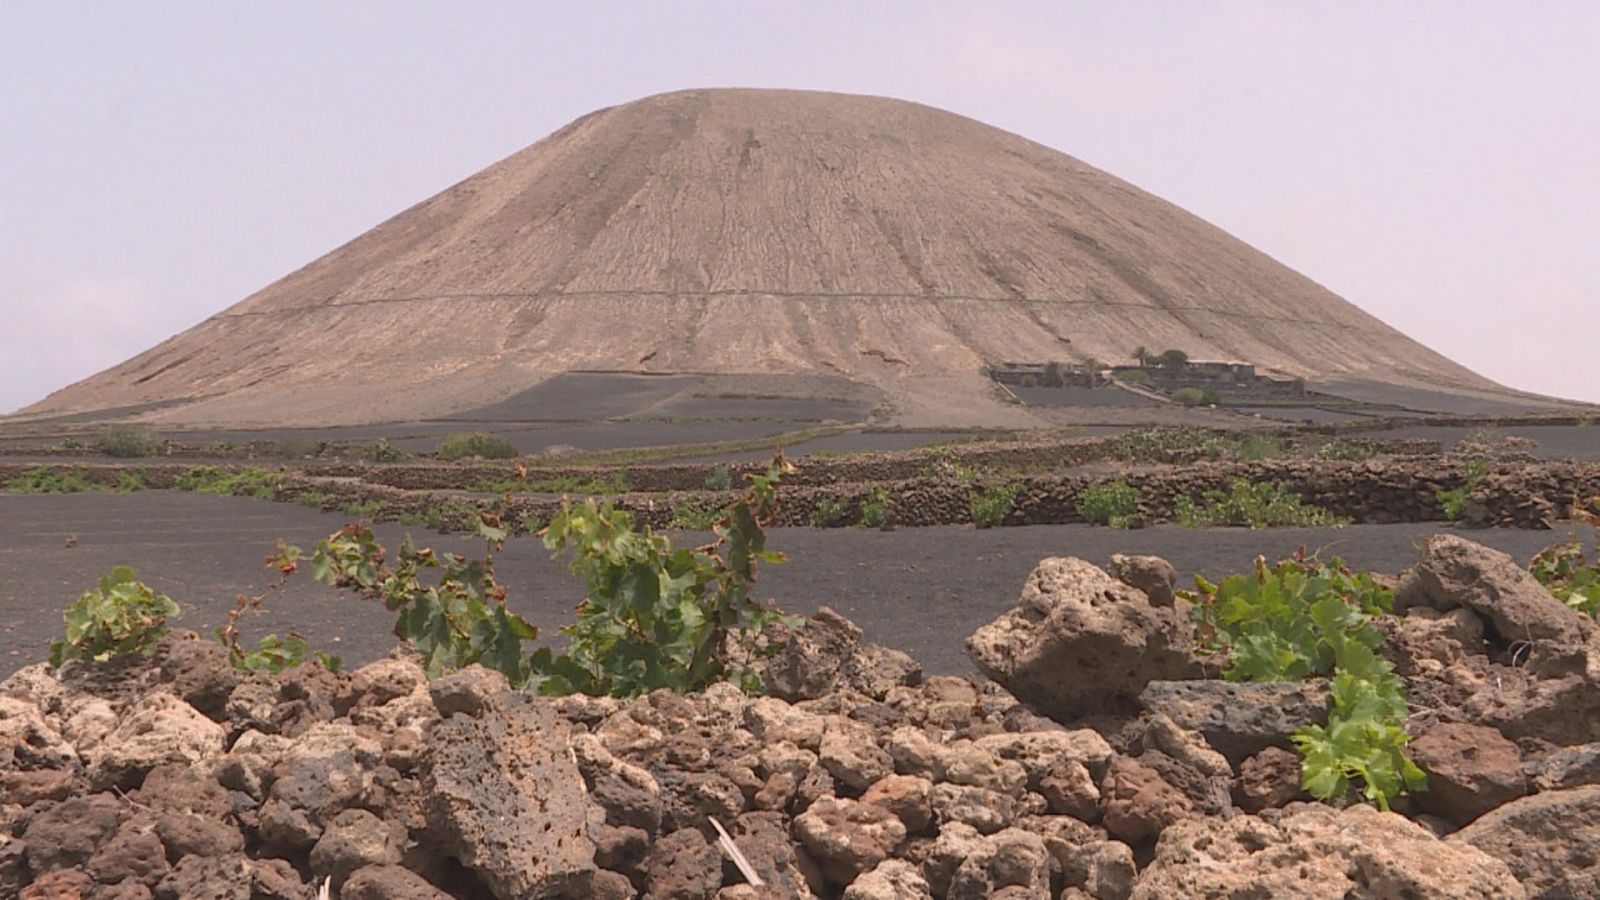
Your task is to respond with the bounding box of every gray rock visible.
[1526,741,1600,791]
[843,859,933,899]
[342,865,452,900]
[1396,534,1595,652]
[22,792,122,874]
[426,664,510,718]
[422,692,596,898]
[310,808,405,888]
[1106,554,1178,607]
[1135,803,1521,899]
[967,557,1202,722]
[1452,785,1600,899]
[1139,680,1329,764]
[86,692,225,791]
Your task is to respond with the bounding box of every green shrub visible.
[1174,479,1348,528]
[368,438,409,462]
[49,567,179,666]
[811,496,850,528]
[1186,556,1422,810]
[1119,369,1152,386]
[534,458,794,696]
[1435,458,1487,520]
[1172,387,1208,407]
[116,470,149,493]
[260,440,324,459]
[857,486,892,529]
[313,515,534,680]
[339,499,382,519]
[1235,433,1288,460]
[1315,440,1373,462]
[1530,501,1600,616]
[174,466,281,500]
[4,466,97,494]
[970,482,1022,529]
[704,466,733,491]
[97,426,163,458]
[294,491,326,508]
[669,497,726,531]
[1075,478,1140,528]
[436,432,519,461]
[1108,427,1219,462]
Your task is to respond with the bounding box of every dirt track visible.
[0,492,1574,679]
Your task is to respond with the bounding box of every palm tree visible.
[1132,346,1150,367]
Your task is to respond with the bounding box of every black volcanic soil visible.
[1,491,1570,680]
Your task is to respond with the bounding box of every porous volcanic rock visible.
[1452,785,1600,899]
[1407,722,1528,826]
[1132,803,1523,899]
[1138,680,1329,764]
[1396,534,1595,650]
[421,693,596,897]
[967,557,1201,721]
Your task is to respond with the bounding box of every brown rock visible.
[86,824,168,888]
[155,630,240,720]
[1134,803,1520,899]
[426,664,510,718]
[341,865,452,900]
[793,796,907,886]
[1098,757,1193,843]
[22,793,123,875]
[1452,785,1600,899]
[1,769,74,806]
[1408,723,1528,826]
[966,558,1202,722]
[1396,534,1595,650]
[1234,746,1304,813]
[644,828,722,900]
[309,808,406,888]
[1039,759,1101,821]
[861,774,934,834]
[421,693,596,898]
[20,868,94,900]
[930,783,1018,835]
[1106,555,1177,607]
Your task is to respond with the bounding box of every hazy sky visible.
[3,1,1597,412]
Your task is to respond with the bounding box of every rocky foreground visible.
[4,535,1599,898]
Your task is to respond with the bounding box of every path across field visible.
[0,492,1574,679]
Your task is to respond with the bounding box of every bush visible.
[1235,433,1288,460]
[1185,556,1422,810]
[1435,458,1487,520]
[858,486,892,529]
[1174,479,1348,528]
[436,432,519,461]
[1315,440,1373,462]
[97,426,163,458]
[704,466,733,491]
[970,482,1022,529]
[1075,478,1140,528]
[260,440,324,459]
[1171,387,1208,407]
[368,438,409,462]
[811,496,850,528]
[1119,369,1152,386]
[174,465,281,500]
[49,567,179,666]
[1108,427,1218,462]
[669,496,725,531]
[4,466,97,494]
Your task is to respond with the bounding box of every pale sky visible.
[3,1,1597,412]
